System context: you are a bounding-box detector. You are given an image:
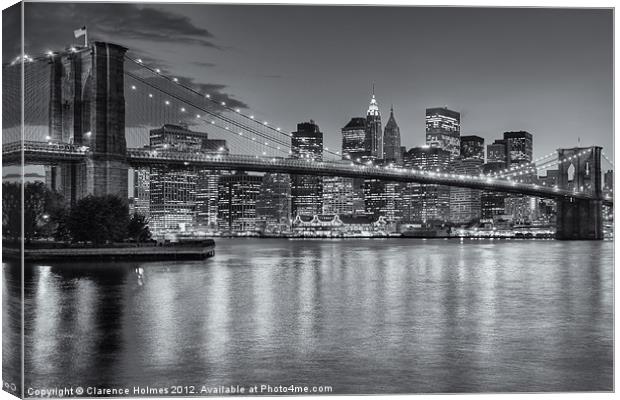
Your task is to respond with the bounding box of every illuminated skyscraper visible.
[217,172,262,233]
[291,121,323,216]
[148,124,228,233]
[383,106,402,164]
[504,131,533,165]
[401,146,451,223]
[133,169,150,219]
[460,135,485,160]
[425,107,461,158]
[366,89,383,160]
[256,173,291,233]
[342,117,368,162]
[449,158,483,224]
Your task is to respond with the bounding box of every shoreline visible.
[3,240,216,262]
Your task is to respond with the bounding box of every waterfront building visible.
[401,146,451,223]
[291,121,323,216]
[195,170,222,230]
[341,117,369,162]
[133,168,150,219]
[148,124,227,233]
[217,172,262,233]
[363,178,400,228]
[366,91,383,160]
[449,158,483,224]
[383,106,402,164]
[480,163,507,221]
[291,214,389,236]
[322,164,365,217]
[256,173,291,233]
[425,107,461,158]
[460,135,485,160]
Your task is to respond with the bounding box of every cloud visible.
[7,3,220,62]
[193,61,217,68]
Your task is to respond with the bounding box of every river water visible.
[3,239,614,394]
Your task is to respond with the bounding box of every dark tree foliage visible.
[67,195,129,244]
[2,182,22,242]
[2,182,67,243]
[127,213,152,242]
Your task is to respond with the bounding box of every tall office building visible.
[342,117,368,162]
[366,91,383,160]
[322,161,365,216]
[383,106,402,164]
[449,158,483,224]
[256,173,291,233]
[323,177,365,216]
[148,124,227,233]
[401,147,452,223]
[504,131,536,223]
[291,121,323,216]
[133,169,150,219]
[425,107,461,158]
[460,135,485,160]
[487,139,508,165]
[217,172,262,233]
[504,131,533,165]
[450,135,484,224]
[364,178,400,225]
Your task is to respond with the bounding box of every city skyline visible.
[4,4,613,162]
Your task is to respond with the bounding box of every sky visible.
[3,3,614,163]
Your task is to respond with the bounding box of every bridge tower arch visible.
[47,42,128,204]
[556,146,603,240]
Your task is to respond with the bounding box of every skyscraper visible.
[256,173,291,233]
[504,131,533,165]
[366,90,382,160]
[133,169,150,219]
[425,107,461,158]
[322,163,365,217]
[148,124,228,233]
[291,121,323,216]
[401,146,452,223]
[449,158,483,224]
[218,172,262,233]
[460,135,485,160]
[341,117,368,162]
[450,135,484,224]
[383,106,402,164]
[487,139,508,165]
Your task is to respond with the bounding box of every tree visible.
[2,182,67,243]
[67,195,129,244]
[127,213,152,242]
[2,182,21,242]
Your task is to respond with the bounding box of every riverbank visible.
[3,239,216,262]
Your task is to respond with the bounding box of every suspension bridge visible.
[2,41,614,240]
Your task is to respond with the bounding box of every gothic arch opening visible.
[567,162,575,182]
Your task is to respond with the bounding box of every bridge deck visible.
[3,141,613,205]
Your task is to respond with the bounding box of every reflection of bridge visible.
[3,41,613,240]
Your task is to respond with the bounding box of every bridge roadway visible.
[3,141,613,205]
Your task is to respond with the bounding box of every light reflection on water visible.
[2,239,613,394]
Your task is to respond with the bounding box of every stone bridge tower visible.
[47,41,128,204]
[556,146,603,240]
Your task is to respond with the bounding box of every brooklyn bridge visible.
[2,41,614,240]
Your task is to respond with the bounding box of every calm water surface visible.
[3,239,614,394]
